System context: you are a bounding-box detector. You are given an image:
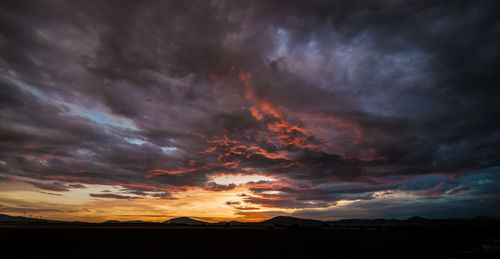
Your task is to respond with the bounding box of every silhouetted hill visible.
[0,214,59,223]
[228,220,244,225]
[330,216,499,228]
[163,217,208,225]
[407,216,428,222]
[123,220,151,223]
[103,220,121,223]
[0,214,31,222]
[103,220,153,223]
[1,213,498,228]
[261,216,323,227]
[472,216,498,221]
[215,220,244,226]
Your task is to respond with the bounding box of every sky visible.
[1,0,500,223]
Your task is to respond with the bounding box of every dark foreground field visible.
[1,224,499,259]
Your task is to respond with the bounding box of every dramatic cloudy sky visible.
[1,0,500,222]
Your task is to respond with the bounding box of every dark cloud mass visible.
[1,0,500,218]
[89,193,139,200]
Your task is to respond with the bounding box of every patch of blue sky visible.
[12,78,138,130]
[124,138,147,145]
[161,146,177,153]
[125,137,177,154]
[65,103,138,130]
[267,27,289,60]
[15,80,47,99]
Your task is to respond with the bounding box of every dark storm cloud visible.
[89,193,139,200]
[68,184,86,189]
[0,174,16,182]
[27,181,70,192]
[205,182,236,192]
[38,191,64,196]
[1,0,500,217]
[225,201,260,211]
[118,185,175,199]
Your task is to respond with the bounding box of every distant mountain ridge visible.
[261,216,324,227]
[0,214,62,223]
[1,214,498,227]
[163,217,208,225]
[103,220,152,224]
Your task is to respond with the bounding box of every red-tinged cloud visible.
[421,183,471,198]
[421,183,448,197]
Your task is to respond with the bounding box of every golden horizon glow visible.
[0,175,298,223]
